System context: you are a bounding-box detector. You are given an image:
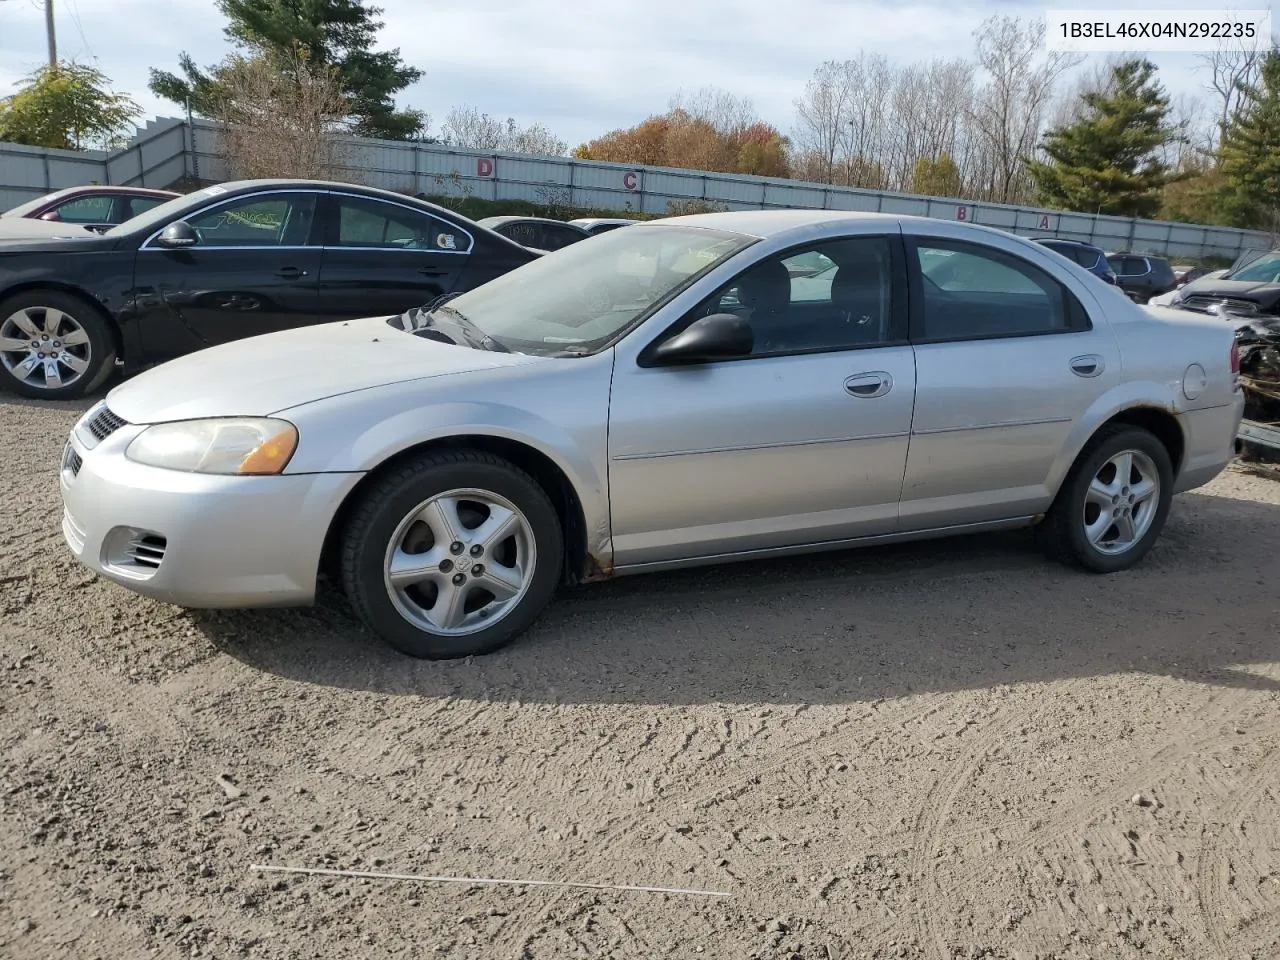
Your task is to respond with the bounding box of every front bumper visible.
[58,413,363,609]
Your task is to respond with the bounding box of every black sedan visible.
[0,179,540,399]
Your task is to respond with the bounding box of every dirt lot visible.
[2,393,1279,960]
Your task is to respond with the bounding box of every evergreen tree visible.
[149,0,424,140]
[1026,59,1181,217]
[1218,49,1280,231]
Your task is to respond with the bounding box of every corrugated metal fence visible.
[1,116,1273,261]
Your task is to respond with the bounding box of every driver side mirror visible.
[649,312,753,365]
[155,220,198,248]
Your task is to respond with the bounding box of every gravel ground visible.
[2,392,1279,960]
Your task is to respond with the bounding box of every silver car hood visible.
[105,314,541,423]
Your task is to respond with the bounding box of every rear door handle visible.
[1070,354,1104,378]
[417,267,449,277]
[844,372,893,398]
[275,266,308,279]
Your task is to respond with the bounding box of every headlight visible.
[125,417,298,475]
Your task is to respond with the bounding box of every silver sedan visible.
[58,211,1244,658]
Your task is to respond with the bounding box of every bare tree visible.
[211,44,351,181]
[440,106,507,150]
[791,59,856,183]
[441,106,567,156]
[967,14,1081,203]
[669,86,757,136]
[1196,35,1266,145]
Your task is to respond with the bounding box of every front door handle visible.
[417,267,449,277]
[275,266,309,279]
[844,372,893,398]
[1070,354,1104,378]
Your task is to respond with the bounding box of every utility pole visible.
[0,0,56,66]
[44,0,56,66]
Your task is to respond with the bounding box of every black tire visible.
[1041,424,1175,573]
[340,449,564,659]
[0,289,116,400]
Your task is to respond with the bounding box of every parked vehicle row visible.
[0,180,543,399]
[55,208,1244,659]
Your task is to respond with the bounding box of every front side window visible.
[914,240,1085,341]
[687,237,897,355]
[185,194,317,247]
[48,196,114,223]
[402,223,754,356]
[337,196,471,253]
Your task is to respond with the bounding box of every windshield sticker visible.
[437,233,457,250]
[202,186,228,196]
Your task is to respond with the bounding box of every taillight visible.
[1230,339,1240,374]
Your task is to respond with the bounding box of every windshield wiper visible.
[398,302,510,353]
[430,303,511,353]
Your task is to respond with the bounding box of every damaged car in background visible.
[1156,247,1280,461]
[1235,316,1280,462]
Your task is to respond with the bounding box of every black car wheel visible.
[0,290,116,399]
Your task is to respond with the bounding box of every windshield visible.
[401,223,755,356]
[102,185,226,237]
[1227,253,1280,284]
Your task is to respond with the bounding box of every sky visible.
[0,0,1275,148]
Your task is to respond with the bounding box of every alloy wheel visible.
[0,306,93,391]
[381,487,537,637]
[1081,449,1160,556]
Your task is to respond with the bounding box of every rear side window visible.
[1073,247,1101,269]
[913,239,1090,341]
[538,224,586,251]
[127,196,170,219]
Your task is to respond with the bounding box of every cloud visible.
[0,0,1258,148]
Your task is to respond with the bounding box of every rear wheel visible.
[340,450,564,659]
[0,290,116,399]
[1042,425,1174,573]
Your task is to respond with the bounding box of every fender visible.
[1045,380,1182,496]
[281,391,613,561]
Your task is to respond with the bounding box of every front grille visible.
[85,405,128,442]
[62,445,82,477]
[125,535,167,570]
[1181,295,1260,317]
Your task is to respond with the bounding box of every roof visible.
[476,215,584,229]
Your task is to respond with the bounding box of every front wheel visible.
[0,290,116,399]
[340,450,564,659]
[1042,425,1174,573]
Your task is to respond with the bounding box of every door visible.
[132,190,322,359]
[607,234,917,568]
[1113,255,1152,300]
[899,236,1122,530]
[315,193,471,320]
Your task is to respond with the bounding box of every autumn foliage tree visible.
[574,88,790,178]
